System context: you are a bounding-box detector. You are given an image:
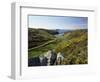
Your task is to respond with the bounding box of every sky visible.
[28,15,88,30]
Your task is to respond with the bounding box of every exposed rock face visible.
[28,50,63,66]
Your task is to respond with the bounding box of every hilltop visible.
[28,28,56,48]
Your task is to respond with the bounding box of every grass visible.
[28,38,59,59]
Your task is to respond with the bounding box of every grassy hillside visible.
[28,28,88,64]
[55,29,88,64]
[28,28,55,48]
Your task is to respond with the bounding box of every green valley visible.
[28,28,88,65]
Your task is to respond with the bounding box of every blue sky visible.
[28,15,88,30]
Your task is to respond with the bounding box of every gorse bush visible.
[55,29,88,64]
